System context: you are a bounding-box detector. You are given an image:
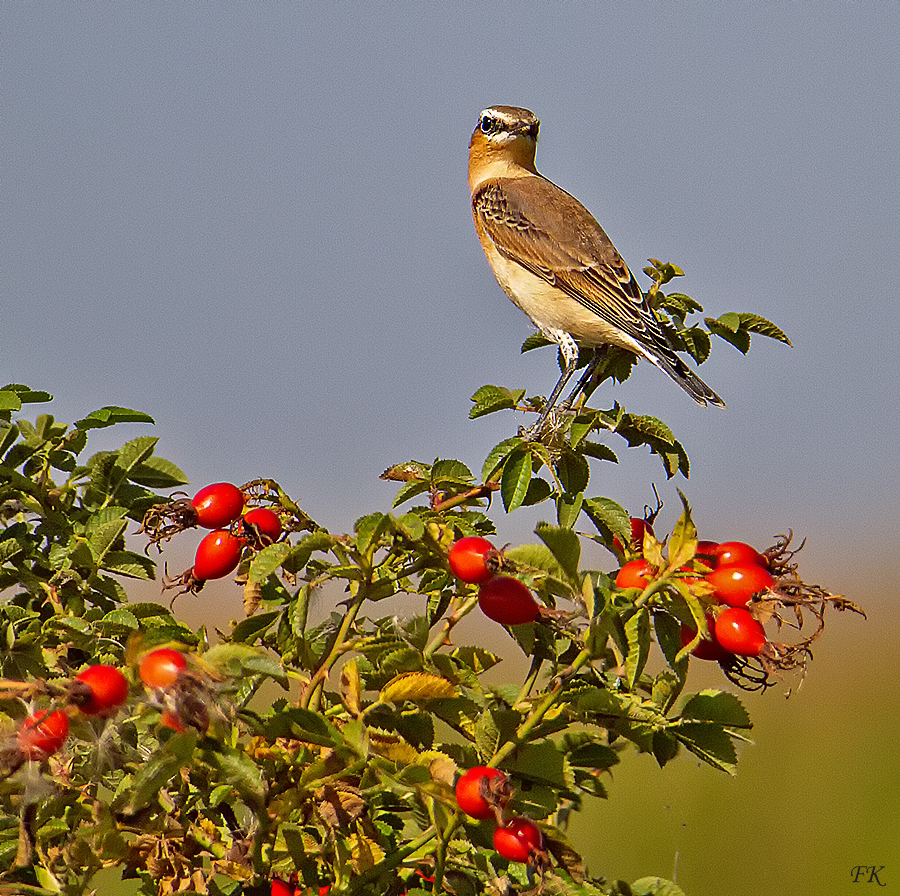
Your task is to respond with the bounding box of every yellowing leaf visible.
[380,672,457,703]
[348,829,385,873]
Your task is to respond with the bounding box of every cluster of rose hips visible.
[615,519,775,660]
[455,766,545,866]
[147,482,283,593]
[270,882,330,896]
[9,646,200,766]
[447,536,540,625]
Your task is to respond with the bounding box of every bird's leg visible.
[525,329,581,436]
[560,345,611,411]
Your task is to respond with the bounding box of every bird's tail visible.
[647,351,726,408]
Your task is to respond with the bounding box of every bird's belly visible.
[484,247,643,355]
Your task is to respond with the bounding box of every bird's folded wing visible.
[473,178,672,351]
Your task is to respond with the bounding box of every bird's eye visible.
[526,123,539,140]
[480,114,501,135]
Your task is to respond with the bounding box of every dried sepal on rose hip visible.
[493,816,545,864]
[454,765,511,819]
[70,664,129,716]
[139,482,246,547]
[448,536,500,584]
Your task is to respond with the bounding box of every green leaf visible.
[75,406,155,431]
[521,332,553,353]
[555,450,590,496]
[680,690,752,729]
[705,316,751,353]
[583,496,631,545]
[127,456,189,488]
[391,478,431,508]
[580,441,618,464]
[679,326,712,364]
[505,741,574,789]
[535,523,581,583]
[624,608,651,688]
[469,385,526,419]
[556,491,583,528]
[482,437,520,483]
[672,722,738,773]
[504,543,564,579]
[474,708,520,760]
[355,512,390,555]
[667,492,698,570]
[282,531,335,574]
[124,733,197,812]
[738,312,792,345]
[395,512,425,541]
[100,550,155,579]
[248,542,292,584]
[431,458,474,485]
[201,741,267,808]
[522,477,553,506]
[616,414,674,445]
[631,876,687,896]
[500,446,533,512]
[0,391,22,413]
[661,291,704,314]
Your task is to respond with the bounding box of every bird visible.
[468,105,725,432]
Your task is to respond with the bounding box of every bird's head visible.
[469,106,540,182]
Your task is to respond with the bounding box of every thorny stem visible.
[423,593,480,660]
[490,647,593,769]
[513,655,543,708]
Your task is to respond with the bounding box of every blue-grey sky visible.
[3,5,899,893]
[5,4,899,596]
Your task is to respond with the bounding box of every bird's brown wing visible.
[472,177,671,351]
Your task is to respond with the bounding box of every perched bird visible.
[468,105,725,430]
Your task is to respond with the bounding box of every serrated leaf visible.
[100,608,140,630]
[679,326,712,364]
[355,512,390,555]
[580,441,618,463]
[127,456,189,488]
[506,741,574,789]
[504,543,564,578]
[75,406,155,431]
[474,708,519,759]
[201,742,266,807]
[395,512,425,541]
[631,877,686,896]
[522,477,553,506]
[248,542,292,584]
[536,523,581,583]
[556,491,583,528]
[667,493,698,570]
[380,672,457,703]
[617,414,674,445]
[482,436,520,483]
[500,446,533,512]
[521,332,553,352]
[680,690,751,729]
[624,608,651,688]
[555,450,590,495]
[431,458,474,485]
[672,722,738,773]
[738,312,792,346]
[583,496,631,545]
[391,478,431,508]
[469,385,525,419]
[101,550,155,579]
[124,734,197,812]
[705,317,751,354]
